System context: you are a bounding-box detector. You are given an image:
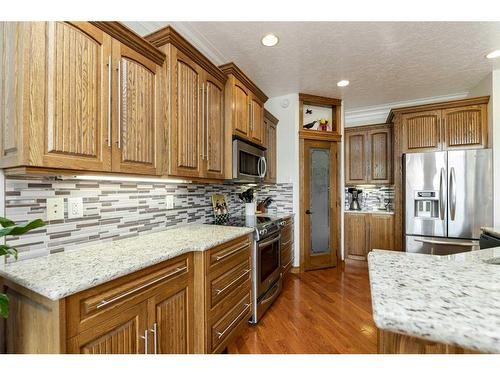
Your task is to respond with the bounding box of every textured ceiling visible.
[125,21,500,109]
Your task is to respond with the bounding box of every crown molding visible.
[344,92,469,127]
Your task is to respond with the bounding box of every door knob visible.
[305,209,313,215]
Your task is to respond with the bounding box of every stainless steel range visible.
[216,215,286,324]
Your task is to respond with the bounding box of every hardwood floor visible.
[228,262,377,354]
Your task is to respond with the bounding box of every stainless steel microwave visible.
[232,139,267,182]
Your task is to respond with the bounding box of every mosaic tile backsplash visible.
[344,185,394,211]
[5,177,293,261]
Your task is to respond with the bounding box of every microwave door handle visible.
[260,157,267,178]
[257,157,262,177]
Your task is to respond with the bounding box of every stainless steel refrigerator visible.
[405,149,492,255]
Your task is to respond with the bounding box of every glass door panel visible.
[310,148,330,254]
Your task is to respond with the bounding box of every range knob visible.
[260,228,268,236]
[280,221,286,227]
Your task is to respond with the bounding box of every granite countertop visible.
[482,227,500,238]
[0,224,254,301]
[368,248,500,353]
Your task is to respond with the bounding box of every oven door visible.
[233,139,266,182]
[257,231,281,296]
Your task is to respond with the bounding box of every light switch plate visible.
[68,197,84,219]
[166,195,174,210]
[46,197,65,221]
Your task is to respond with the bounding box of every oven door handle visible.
[260,282,280,304]
[258,234,281,248]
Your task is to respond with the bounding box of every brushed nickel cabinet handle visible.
[140,329,148,354]
[150,323,158,354]
[215,269,250,296]
[214,243,249,262]
[117,60,122,149]
[201,83,205,160]
[206,82,209,162]
[215,303,250,339]
[95,266,187,309]
[107,55,112,147]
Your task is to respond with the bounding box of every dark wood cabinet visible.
[345,124,392,185]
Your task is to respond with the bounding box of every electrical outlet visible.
[68,197,84,219]
[46,197,65,221]
[166,195,174,210]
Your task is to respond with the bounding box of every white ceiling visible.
[124,21,500,110]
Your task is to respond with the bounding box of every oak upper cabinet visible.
[345,124,392,185]
[112,42,160,175]
[250,95,264,144]
[0,21,165,175]
[396,98,489,153]
[145,26,228,180]
[345,131,368,184]
[441,104,488,150]
[401,110,441,153]
[219,62,268,149]
[204,72,226,179]
[264,109,279,184]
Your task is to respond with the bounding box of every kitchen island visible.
[368,248,500,354]
[0,224,255,354]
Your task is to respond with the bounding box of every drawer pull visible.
[215,243,249,262]
[282,258,293,271]
[215,303,250,339]
[96,266,187,310]
[215,269,251,296]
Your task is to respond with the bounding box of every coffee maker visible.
[347,188,363,211]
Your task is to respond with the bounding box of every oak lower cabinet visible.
[344,212,394,261]
[264,109,279,183]
[3,234,254,354]
[0,21,164,175]
[280,217,294,275]
[146,26,227,180]
[345,124,392,185]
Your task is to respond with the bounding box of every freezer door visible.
[405,235,479,255]
[405,152,447,237]
[447,149,493,239]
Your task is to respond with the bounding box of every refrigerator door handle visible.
[439,167,446,220]
[449,166,456,221]
[414,238,479,247]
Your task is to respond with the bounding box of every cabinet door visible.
[67,301,148,354]
[369,214,394,251]
[169,49,203,178]
[147,277,192,354]
[44,22,112,171]
[367,127,392,184]
[441,104,487,150]
[401,110,441,153]
[204,73,225,179]
[264,121,277,183]
[250,96,264,145]
[113,43,159,175]
[344,213,368,260]
[232,79,250,137]
[345,131,367,184]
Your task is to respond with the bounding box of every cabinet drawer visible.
[209,258,251,309]
[210,292,251,353]
[208,235,251,273]
[66,255,190,338]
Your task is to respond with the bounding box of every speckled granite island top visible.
[368,248,500,353]
[0,224,254,301]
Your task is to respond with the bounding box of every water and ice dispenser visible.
[413,191,439,219]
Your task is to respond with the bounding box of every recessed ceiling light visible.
[261,33,279,47]
[486,50,500,59]
[337,80,350,87]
